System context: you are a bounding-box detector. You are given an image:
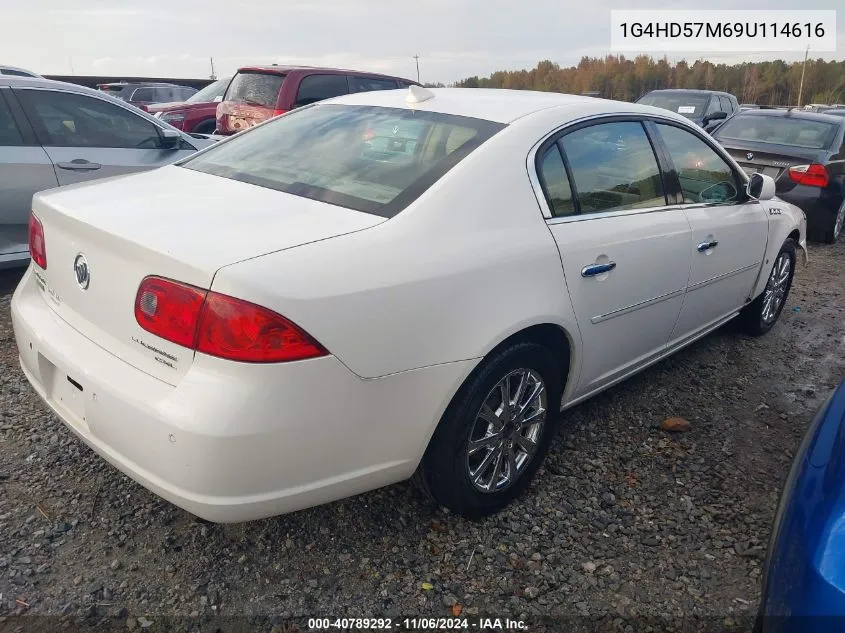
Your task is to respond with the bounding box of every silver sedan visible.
[0,76,215,268]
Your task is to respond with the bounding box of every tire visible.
[807,200,845,244]
[418,342,563,518]
[740,238,796,336]
[191,119,217,135]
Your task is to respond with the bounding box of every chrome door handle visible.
[57,159,102,171]
[581,261,617,277]
[697,240,719,252]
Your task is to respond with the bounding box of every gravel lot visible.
[1,240,844,632]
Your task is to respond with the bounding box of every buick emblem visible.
[73,254,90,290]
[746,152,754,160]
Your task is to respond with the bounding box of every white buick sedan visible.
[12,87,806,522]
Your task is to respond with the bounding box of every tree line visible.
[449,56,845,106]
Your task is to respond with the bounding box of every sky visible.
[1,0,843,84]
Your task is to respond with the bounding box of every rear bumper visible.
[11,266,471,522]
[777,186,842,235]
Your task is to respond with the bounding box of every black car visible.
[97,82,197,111]
[712,109,845,244]
[636,89,739,132]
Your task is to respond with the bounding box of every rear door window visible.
[225,72,285,107]
[349,76,398,93]
[559,121,666,214]
[294,74,349,107]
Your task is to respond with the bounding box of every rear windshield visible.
[180,104,504,218]
[716,115,839,149]
[224,72,285,108]
[637,92,709,118]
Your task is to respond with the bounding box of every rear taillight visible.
[272,109,288,117]
[788,163,829,188]
[28,212,47,269]
[135,277,206,348]
[134,276,327,363]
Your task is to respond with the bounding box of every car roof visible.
[644,88,732,97]
[326,87,692,125]
[0,65,41,77]
[729,108,845,124]
[237,65,416,82]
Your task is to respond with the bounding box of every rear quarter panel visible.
[210,115,581,382]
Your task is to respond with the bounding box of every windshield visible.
[224,72,285,107]
[180,104,505,218]
[187,78,230,104]
[717,115,838,149]
[637,93,710,118]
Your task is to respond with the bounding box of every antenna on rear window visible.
[406,85,434,104]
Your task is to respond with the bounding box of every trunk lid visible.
[31,166,384,385]
[721,142,826,183]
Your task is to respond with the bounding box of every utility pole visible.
[797,45,809,108]
[413,54,420,83]
[210,57,217,80]
[69,57,75,75]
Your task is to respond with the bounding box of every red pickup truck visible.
[216,66,418,135]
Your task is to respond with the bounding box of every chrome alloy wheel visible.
[466,368,547,493]
[762,252,792,324]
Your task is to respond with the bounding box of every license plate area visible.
[38,354,89,433]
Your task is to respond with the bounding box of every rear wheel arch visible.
[485,323,574,390]
[438,322,575,431]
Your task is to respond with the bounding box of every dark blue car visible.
[758,377,845,632]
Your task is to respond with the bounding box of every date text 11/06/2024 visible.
[307,618,529,630]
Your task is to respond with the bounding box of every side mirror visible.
[704,111,728,124]
[747,173,776,201]
[159,127,181,149]
[213,95,223,103]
